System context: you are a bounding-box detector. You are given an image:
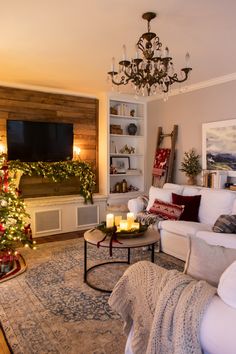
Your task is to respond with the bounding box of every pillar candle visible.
[115,215,122,227]
[131,222,140,230]
[127,212,135,229]
[120,220,128,231]
[106,214,114,228]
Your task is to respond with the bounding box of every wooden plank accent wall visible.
[0,86,99,197]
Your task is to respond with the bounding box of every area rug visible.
[0,238,184,354]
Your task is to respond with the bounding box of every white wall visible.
[147,80,236,188]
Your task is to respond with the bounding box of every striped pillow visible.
[149,198,184,220]
[213,215,236,233]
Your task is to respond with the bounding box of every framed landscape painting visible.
[202,119,236,176]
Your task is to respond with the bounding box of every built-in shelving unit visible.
[107,96,146,212]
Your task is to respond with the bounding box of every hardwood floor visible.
[0,323,12,354]
[35,230,85,244]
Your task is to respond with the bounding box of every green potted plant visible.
[179,149,202,185]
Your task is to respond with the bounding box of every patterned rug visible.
[0,237,184,354]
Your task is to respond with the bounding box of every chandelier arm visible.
[169,68,192,84]
[109,73,130,86]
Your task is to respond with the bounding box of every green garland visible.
[8,159,96,203]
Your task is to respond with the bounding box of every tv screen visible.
[7,120,73,162]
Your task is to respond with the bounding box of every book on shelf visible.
[202,170,228,189]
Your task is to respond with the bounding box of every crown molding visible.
[146,72,236,102]
[0,81,97,98]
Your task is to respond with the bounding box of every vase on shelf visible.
[127,123,137,135]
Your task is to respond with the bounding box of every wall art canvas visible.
[202,119,236,176]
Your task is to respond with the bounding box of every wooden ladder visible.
[152,125,178,187]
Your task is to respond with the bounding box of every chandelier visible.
[107,12,192,96]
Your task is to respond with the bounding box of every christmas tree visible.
[0,154,35,254]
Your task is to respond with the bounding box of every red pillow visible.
[172,193,201,222]
[149,198,185,220]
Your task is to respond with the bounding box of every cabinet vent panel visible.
[77,206,98,227]
[35,209,61,233]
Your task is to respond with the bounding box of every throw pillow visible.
[184,236,236,286]
[149,198,184,220]
[217,261,236,309]
[146,186,173,211]
[172,193,201,222]
[212,214,236,233]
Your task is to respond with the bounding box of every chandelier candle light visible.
[107,12,192,96]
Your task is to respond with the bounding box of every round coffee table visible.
[84,227,160,293]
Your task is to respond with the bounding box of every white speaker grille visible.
[35,209,61,233]
[77,205,98,227]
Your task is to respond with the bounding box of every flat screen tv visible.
[7,120,73,162]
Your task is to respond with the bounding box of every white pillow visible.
[146,186,173,211]
[182,187,200,196]
[162,183,184,194]
[198,189,235,225]
[218,261,236,309]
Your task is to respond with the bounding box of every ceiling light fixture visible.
[107,12,192,97]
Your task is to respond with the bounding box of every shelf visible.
[110,153,143,157]
[110,134,144,138]
[108,96,146,205]
[109,191,142,198]
[110,172,142,177]
[110,114,144,120]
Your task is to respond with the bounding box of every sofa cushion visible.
[159,220,211,237]
[172,193,201,222]
[163,183,184,194]
[195,231,236,249]
[198,189,236,225]
[146,186,173,211]
[149,199,184,220]
[212,214,236,233]
[184,236,236,286]
[182,187,201,196]
[218,261,236,309]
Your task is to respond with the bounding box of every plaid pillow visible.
[213,215,236,233]
[149,198,185,220]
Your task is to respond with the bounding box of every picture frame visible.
[110,156,130,173]
[202,119,236,177]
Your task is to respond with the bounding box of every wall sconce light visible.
[0,135,6,154]
[73,146,81,160]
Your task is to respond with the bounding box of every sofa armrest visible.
[128,196,148,217]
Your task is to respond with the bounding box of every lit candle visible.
[163,47,169,58]
[115,215,122,227]
[122,44,127,60]
[127,212,135,229]
[131,222,140,230]
[120,220,128,231]
[135,44,139,59]
[111,56,115,71]
[106,214,114,228]
[185,52,190,68]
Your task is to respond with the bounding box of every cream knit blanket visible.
[108,260,216,354]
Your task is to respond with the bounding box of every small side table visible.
[84,227,160,293]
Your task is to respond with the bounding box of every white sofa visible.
[128,183,236,261]
[127,183,236,354]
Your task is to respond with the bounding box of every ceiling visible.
[0,0,236,96]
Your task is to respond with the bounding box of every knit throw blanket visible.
[109,261,216,354]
